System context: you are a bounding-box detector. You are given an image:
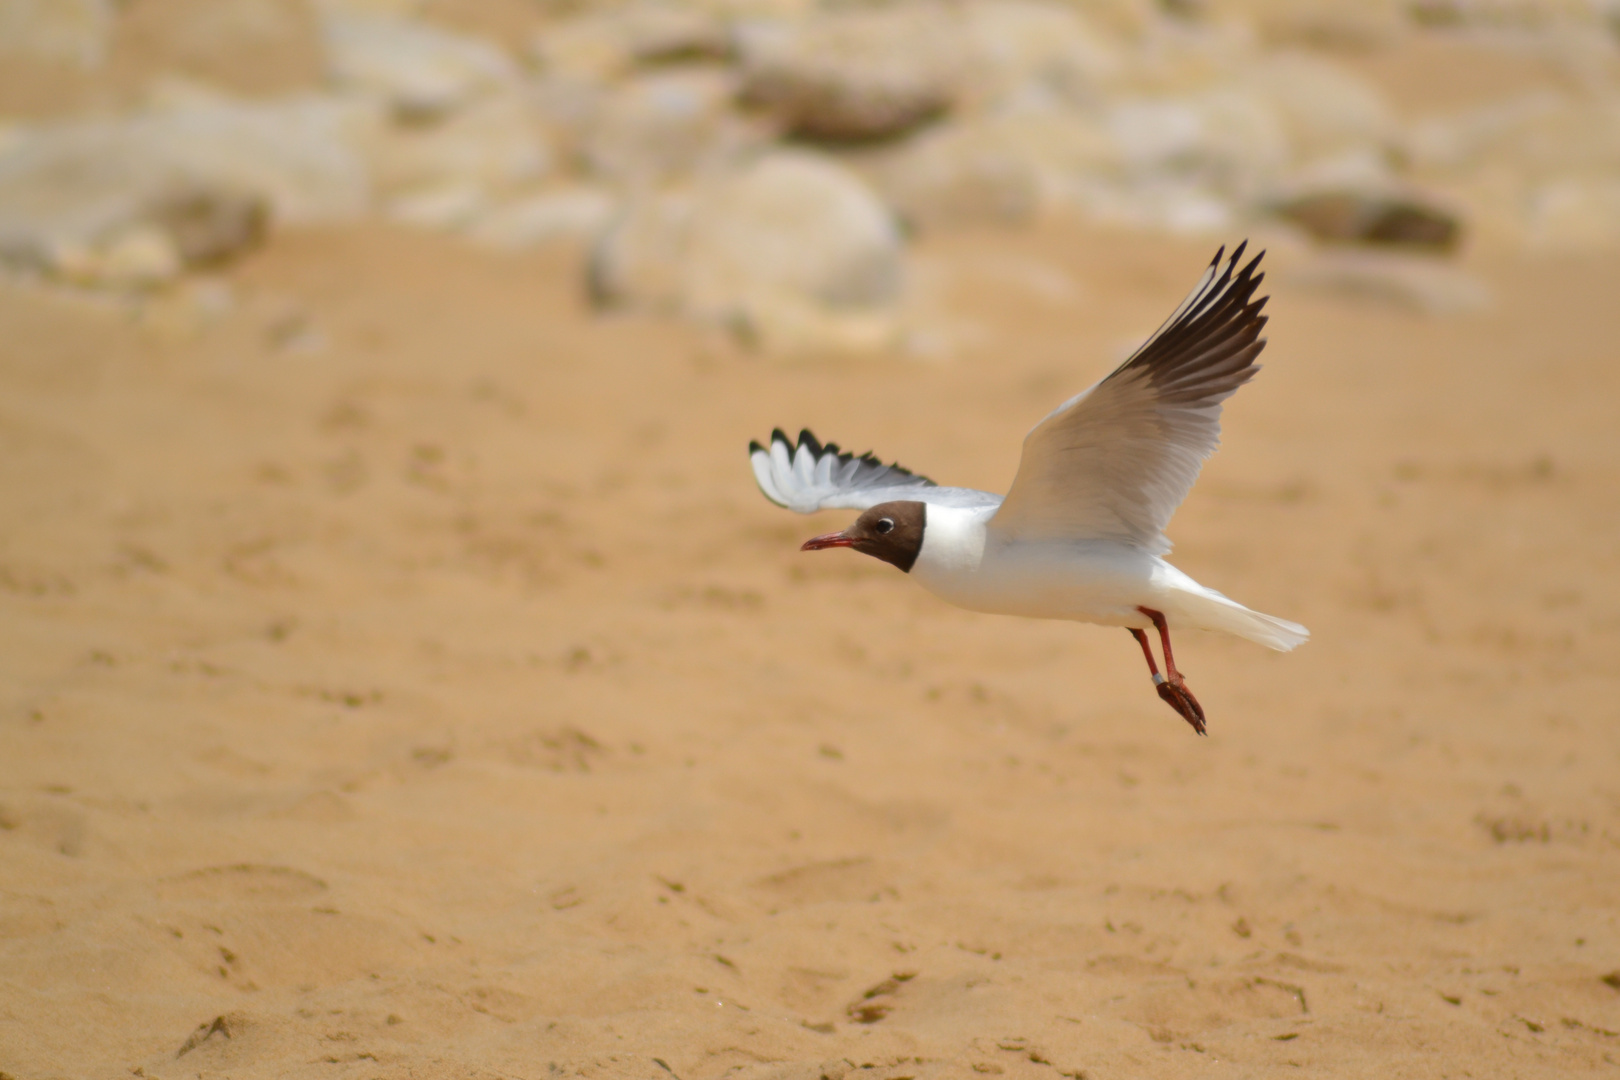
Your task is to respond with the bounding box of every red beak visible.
[800,531,855,551]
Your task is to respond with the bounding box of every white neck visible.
[913,503,993,582]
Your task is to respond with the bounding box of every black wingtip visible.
[770,427,790,446]
[748,439,764,454]
[797,429,823,456]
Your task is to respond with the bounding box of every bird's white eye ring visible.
[876,518,895,534]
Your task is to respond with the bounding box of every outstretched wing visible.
[988,242,1269,555]
[749,429,1000,513]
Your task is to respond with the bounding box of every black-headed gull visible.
[748,243,1308,734]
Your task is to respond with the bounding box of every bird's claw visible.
[1155,678,1207,735]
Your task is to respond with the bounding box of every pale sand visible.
[1,222,1618,1079]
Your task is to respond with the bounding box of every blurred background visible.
[2,1,1619,1078]
[4,0,1620,320]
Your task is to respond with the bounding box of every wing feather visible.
[988,242,1269,553]
[748,429,1000,513]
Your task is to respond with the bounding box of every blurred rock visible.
[1286,252,1489,314]
[322,9,519,118]
[620,3,734,65]
[682,151,904,315]
[581,69,763,186]
[589,190,694,311]
[363,91,552,198]
[1273,191,1462,251]
[737,6,959,142]
[1406,0,1603,28]
[1106,90,1289,203]
[415,0,551,55]
[871,103,1248,233]
[110,0,325,98]
[534,3,732,82]
[1068,176,1236,233]
[0,97,373,283]
[592,151,905,354]
[0,0,112,67]
[57,223,183,290]
[725,289,904,359]
[129,97,375,223]
[467,187,616,250]
[148,186,269,266]
[870,120,1041,229]
[385,182,486,230]
[953,0,1126,110]
[1236,0,1408,51]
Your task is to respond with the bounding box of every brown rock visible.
[148,186,268,268]
[737,7,957,143]
[1274,191,1462,252]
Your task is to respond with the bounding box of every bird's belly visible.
[913,542,1160,627]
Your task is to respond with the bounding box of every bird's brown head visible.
[799,500,927,573]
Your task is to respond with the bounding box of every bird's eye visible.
[875,518,895,534]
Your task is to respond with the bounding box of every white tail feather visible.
[1180,592,1309,652]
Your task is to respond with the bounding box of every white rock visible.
[873,103,1246,232]
[1273,147,1400,201]
[682,151,904,316]
[46,222,183,290]
[1067,176,1236,234]
[0,96,374,280]
[467,187,617,250]
[93,225,185,288]
[533,3,732,81]
[132,97,377,224]
[869,120,1041,228]
[954,0,1126,110]
[385,182,486,230]
[322,10,519,118]
[591,151,906,354]
[0,0,113,67]
[1103,89,1289,204]
[1242,0,1409,51]
[363,91,552,198]
[589,190,696,311]
[727,290,903,359]
[616,3,734,65]
[581,69,762,187]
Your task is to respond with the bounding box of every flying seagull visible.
[748,242,1307,734]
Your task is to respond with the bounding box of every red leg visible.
[1129,627,1161,679]
[1136,608,1207,735]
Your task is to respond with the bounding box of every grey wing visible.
[750,429,1000,513]
[988,242,1269,554]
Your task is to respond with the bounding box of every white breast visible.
[912,504,1161,626]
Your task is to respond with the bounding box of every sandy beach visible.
[6,0,1620,1074]
[2,216,1618,1078]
